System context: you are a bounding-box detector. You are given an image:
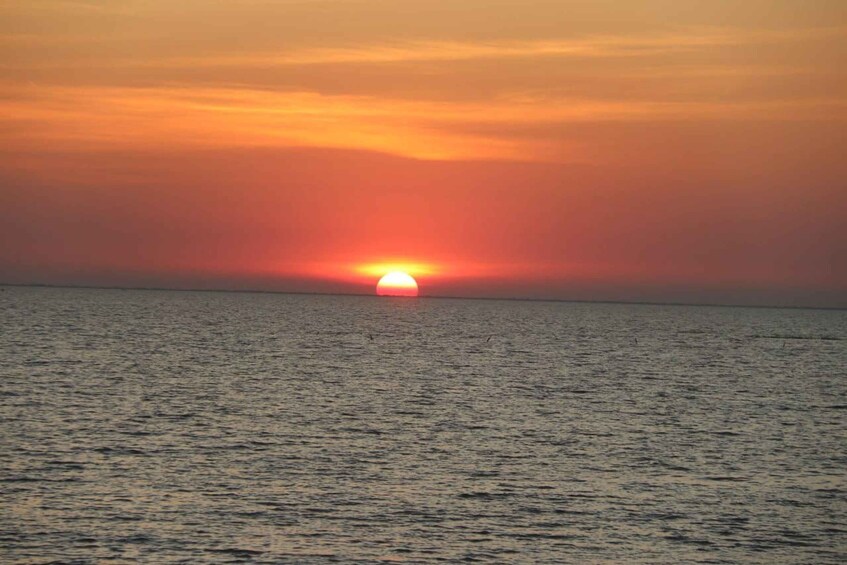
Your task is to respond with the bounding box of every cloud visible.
[4,26,844,70]
[171,27,847,67]
[2,83,844,162]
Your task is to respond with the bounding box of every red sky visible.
[1,1,845,306]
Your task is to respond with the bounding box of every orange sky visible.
[1,1,845,306]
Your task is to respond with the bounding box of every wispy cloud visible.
[167,27,845,68]
[3,85,844,161]
[3,26,844,69]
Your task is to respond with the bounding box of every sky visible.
[1,0,845,306]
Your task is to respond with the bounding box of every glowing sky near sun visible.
[0,1,845,305]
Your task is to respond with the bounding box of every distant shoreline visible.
[2,282,844,312]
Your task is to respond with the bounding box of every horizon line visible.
[2,281,844,312]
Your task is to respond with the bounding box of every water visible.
[1,286,845,563]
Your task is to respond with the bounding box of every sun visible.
[376,271,419,297]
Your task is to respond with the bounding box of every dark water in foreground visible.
[1,286,846,563]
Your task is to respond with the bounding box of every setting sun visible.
[376,271,419,297]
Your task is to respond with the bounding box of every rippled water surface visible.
[1,286,846,563]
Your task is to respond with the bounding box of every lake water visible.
[1,286,845,563]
